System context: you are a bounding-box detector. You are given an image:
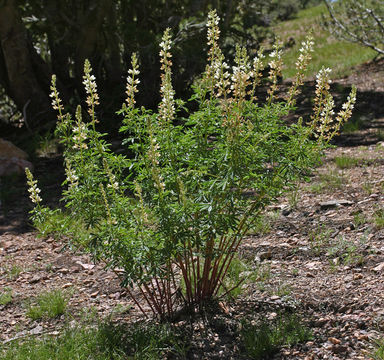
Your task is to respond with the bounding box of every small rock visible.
[29,275,40,284]
[30,325,43,335]
[90,291,99,298]
[320,200,354,210]
[373,262,384,272]
[0,138,33,176]
[281,206,291,216]
[76,262,95,270]
[315,317,328,327]
[328,337,341,345]
[306,261,321,270]
[356,333,369,341]
[62,283,73,289]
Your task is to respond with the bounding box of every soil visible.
[0,58,384,359]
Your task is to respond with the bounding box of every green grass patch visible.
[33,208,91,248]
[308,226,333,256]
[334,155,360,169]
[0,288,13,306]
[275,4,376,79]
[353,212,367,228]
[373,338,384,360]
[374,209,384,229]
[26,289,69,320]
[219,257,269,299]
[310,168,345,194]
[377,129,384,142]
[241,313,312,359]
[2,265,23,280]
[248,211,280,235]
[327,238,365,268]
[0,321,187,360]
[342,116,366,133]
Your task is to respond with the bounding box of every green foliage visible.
[26,289,69,320]
[308,226,332,256]
[323,0,384,55]
[353,212,367,228]
[310,168,345,193]
[3,265,23,280]
[248,211,280,235]
[27,11,356,319]
[241,313,312,359]
[334,155,360,169]
[373,338,384,360]
[32,208,90,247]
[342,116,366,133]
[219,256,260,299]
[374,209,384,229]
[327,237,365,268]
[0,287,13,306]
[0,321,186,360]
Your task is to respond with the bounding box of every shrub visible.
[323,0,384,55]
[26,11,356,320]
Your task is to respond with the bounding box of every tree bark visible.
[74,0,113,88]
[0,0,54,130]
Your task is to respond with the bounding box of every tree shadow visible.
[0,156,64,235]
[284,76,384,147]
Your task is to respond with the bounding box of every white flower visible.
[25,168,42,204]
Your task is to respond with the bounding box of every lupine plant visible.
[27,11,356,320]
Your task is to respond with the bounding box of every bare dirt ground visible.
[0,58,383,359]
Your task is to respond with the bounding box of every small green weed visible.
[220,257,265,299]
[327,237,365,268]
[33,209,90,247]
[3,265,23,280]
[310,168,345,194]
[334,156,360,169]
[26,289,69,320]
[249,212,280,235]
[221,257,251,299]
[353,212,367,228]
[287,185,300,209]
[372,338,384,360]
[342,116,365,133]
[362,181,374,195]
[309,226,332,256]
[273,282,292,297]
[241,313,312,359]
[35,132,59,157]
[0,287,13,306]
[44,263,53,272]
[377,130,384,142]
[374,209,384,229]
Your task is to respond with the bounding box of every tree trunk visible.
[0,0,54,130]
[74,0,113,90]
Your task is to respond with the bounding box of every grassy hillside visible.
[276,4,377,80]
